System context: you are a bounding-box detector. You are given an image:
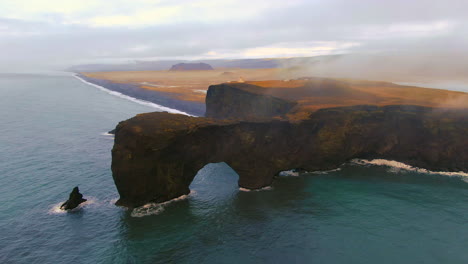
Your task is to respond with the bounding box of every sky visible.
[1,0,468,71]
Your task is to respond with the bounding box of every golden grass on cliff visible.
[82,68,467,121]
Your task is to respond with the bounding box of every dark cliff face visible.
[169,63,214,71]
[112,106,467,207]
[205,83,297,119]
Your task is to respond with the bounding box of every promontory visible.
[111,80,468,208]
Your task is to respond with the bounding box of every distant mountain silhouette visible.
[169,63,214,71]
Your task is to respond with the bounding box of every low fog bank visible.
[279,53,468,92]
[68,52,468,93]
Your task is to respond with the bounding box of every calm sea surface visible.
[0,73,467,264]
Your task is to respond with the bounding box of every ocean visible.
[0,73,467,264]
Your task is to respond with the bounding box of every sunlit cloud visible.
[200,42,360,59]
[0,0,302,27]
[359,20,457,39]
[0,0,468,71]
[127,45,152,53]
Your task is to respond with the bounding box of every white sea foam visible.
[130,191,194,217]
[352,159,468,182]
[310,168,342,174]
[193,89,207,94]
[73,74,193,116]
[239,186,273,192]
[100,132,115,139]
[109,198,119,205]
[48,197,97,215]
[278,170,300,177]
[278,168,341,176]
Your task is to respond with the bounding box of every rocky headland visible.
[111,82,467,207]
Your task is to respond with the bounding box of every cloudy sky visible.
[1,0,467,71]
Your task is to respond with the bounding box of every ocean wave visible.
[100,132,115,139]
[352,159,468,182]
[309,168,342,174]
[130,191,194,217]
[239,186,273,192]
[73,74,193,116]
[278,170,300,177]
[193,89,207,94]
[278,168,341,177]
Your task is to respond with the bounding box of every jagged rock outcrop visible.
[169,63,214,71]
[112,105,467,207]
[60,187,87,210]
[205,83,297,119]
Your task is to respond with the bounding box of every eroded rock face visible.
[205,83,297,120]
[111,106,467,207]
[60,187,87,210]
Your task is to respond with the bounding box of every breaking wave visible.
[48,197,98,215]
[101,132,115,139]
[73,74,193,116]
[278,168,341,177]
[352,159,468,182]
[278,170,300,177]
[239,186,273,192]
[130,191,195,217]
[309,168,342,174]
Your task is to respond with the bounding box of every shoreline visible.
[75,74,205,116]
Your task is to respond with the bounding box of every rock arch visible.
[111,106,467,208]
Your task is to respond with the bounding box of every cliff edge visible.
[205,83,297,120]
[112,105,467,207]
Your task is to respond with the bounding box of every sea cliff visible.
[112,102,467,207]
[205,83,297,119]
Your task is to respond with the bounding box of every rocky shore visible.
[111,83,467,207]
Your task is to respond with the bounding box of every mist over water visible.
[0,74,467,263]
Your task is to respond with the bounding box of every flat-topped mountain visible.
[169,62,214,71]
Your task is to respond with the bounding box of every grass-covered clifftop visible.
[112,105,467,207]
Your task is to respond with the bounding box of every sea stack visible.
[60,186,87,210]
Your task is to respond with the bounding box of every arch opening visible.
[189,162,240,202]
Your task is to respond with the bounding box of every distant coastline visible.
[75,74,205,116]
[394,81,468,93]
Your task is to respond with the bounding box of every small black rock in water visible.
[60,186,87,210]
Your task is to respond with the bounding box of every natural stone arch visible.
[111,107,467,208]
[189,162,240,196]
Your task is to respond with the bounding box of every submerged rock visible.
[60,187,87,210]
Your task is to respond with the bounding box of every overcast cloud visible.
[1,0,468,72]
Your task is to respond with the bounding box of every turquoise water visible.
[0,73,467,264]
